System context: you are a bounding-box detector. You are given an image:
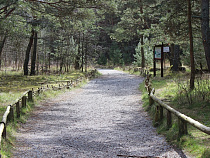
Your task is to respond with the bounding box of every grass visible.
[139,71,210,158]
[0,70,87,104]
[0,90,65,158]
[0,68,97,157]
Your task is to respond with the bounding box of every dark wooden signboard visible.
[154,43,170,77]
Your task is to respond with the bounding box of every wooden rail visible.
[0,69,97,156]
[145,76,210,137]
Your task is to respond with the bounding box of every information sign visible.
[163,46,170,52]
[155,47,162,60]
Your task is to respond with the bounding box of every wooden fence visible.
[145,75,210,138]
[0,69,97,156]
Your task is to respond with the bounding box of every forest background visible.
[0,0,209,78]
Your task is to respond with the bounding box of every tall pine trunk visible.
[188,0,195,89]
[140,1,145,68]
[81,33,84,72]
[75,32,80,70]
[201,0,210,72]
[140,35,145,68]
[0,34,7,70]
[30,31,38,76]
[24,30,34,75]
[85,38,88,72]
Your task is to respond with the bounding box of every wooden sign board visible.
[163,46,170,52]
[155,47,162,60]
[154,44,169,77]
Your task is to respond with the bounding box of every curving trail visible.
[12,69,187,158]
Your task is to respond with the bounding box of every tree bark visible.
[60,57,64,72]
[201,0,210,72]
[188,0,195,90]
[30,31,38,76]
[75,32,80,70]
[169,44,174,66]
[85,38,88,72]
[81,33,84,72]
[0,34,7,70]
[139,1,145,68]
[140,35,145,68]
[24,30,34,75]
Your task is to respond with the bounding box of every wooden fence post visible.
[149,90,154,106]
[167,110,172,129]
[178,118,188,137]
[67,81,70,89]
[155,105,160,126]
[160,106,163,121]
[28,90,33,102]
[38,88,40,95]
[22,96,27,108]
[2,123,6,139]
[8,105,14,122]
[16,101,20,118]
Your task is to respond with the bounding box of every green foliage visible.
[133,38,153,67]
[109,43,123,65]
[97,53,107,65]
[0,0,209,72]
[174,75,210,108]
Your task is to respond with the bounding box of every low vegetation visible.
[0,69,96,157]
[117,66,210,158]
[141,73,210,158]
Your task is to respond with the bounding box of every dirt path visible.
[12,69,187,158]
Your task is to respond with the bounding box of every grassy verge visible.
[139,72,210,158]
[0,69,97,157]
[115,66,210,158]
[1,89,68,157]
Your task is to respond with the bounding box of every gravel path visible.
[12,69,187,158]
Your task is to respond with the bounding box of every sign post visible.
[161,43,164,77]
[154,45,163,77]
[154,43,169,77]
[153,47,156,77]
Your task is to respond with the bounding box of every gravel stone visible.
[12,69,187,158]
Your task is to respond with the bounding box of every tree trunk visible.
[169,44,174,66]
[201,0,210,72]
[36,47,39,75]
[141,35,145,68]
[60,57,64,72]
[24,30,34,75]
[188,0,195,89]
[139,1,145,68]
[0,34,7,70]
[173,45,180,71]
[48,52,51,71]
[75,32,80,70]
[81,33,84,72]
[30,31,38,76]
[85,38,88,72]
